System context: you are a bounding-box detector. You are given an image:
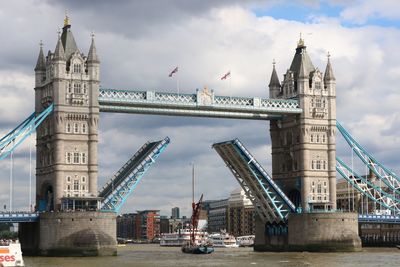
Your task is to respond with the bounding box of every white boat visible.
[236,235,255,247]
[160,228,209,247]
[209,232,238,248]
[0,240,24,267]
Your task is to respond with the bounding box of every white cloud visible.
[340,0,400,24]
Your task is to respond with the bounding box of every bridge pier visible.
[19,212,117,256]
[254,212,361,252]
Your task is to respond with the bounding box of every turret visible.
[34,42,46,87]
[324,53,336,96]
[86,33,100,82]
[268,60,281,98]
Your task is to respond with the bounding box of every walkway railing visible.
[99,88,302,120]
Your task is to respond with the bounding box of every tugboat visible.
[181,164,214,254]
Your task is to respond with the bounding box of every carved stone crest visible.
[199,86,213,106]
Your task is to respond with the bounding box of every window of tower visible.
[73,180,79,191]
[83,83,87,94]
[68,83,72,93]
[82,185,86,191]
[316,135,320,143]
[67,184,71,190]
[311,160,315,169]
[73,64,82,73]
[317,184,322,194]
[74,83,81,94]
[74,123,79,133]
[323,161,326,170]
[322,134,326,143]
[66,152,72,164]
[81,153,86,164]
[311,134,314,143]
[316,160,321,170]
[66,123,71,133]
[73,152,80,164]
[66,176,71,183]
[316,99,322,108]
[315,81,321,90]
[82,123,87,134]
[82,176,86,183]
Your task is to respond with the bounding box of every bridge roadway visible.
[98,88,302,120]
[2,211,399,224]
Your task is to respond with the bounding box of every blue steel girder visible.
[100,137,170,212]
[337,121,400,195]
[213,139,295,224]
[336,157,400,214]
[0,212,39,223]
[0,104,53,160]
[98,88,302,120]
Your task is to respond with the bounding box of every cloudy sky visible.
[0,0,399,217]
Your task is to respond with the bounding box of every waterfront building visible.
[336,173,390,214]
[159,216,170,234]
[171,207,180,219]
[135,210,160,241]
[116,213,138,240]
[227,188,255,237]
[207,199,228,233]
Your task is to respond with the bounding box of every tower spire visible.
[87,32,100,63]
[54,34,65,61]
[35,40,46,71]
[268,59,280,88]
[324,52,335,81]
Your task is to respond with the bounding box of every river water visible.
[24,244,399,267]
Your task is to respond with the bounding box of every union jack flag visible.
[221,71,231,80]
[169,66,178,77]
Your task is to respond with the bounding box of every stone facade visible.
[34,17,100,211]
[269,38,337,211]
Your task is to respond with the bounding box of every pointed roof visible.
[289,38,315,80]
[87,34,100,63]
[60,16,79,60]
[34,42,46,71]
[53,35,65,60]
[324,53,335,81]
[268,60,280,87]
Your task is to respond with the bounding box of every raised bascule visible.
[1,15,400,255]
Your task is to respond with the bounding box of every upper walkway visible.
[98,88,302,120]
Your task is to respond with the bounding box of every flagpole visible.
[177,69,180,96]
[229,70,232,101]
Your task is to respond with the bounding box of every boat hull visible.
[181,245,214,254]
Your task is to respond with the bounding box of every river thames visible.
[24,244,399,267]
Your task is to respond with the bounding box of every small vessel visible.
[209,231,239,248]
[236,235,255,247]
[160,228,208,247]
[0,240,24,267]
[181,164,214,254]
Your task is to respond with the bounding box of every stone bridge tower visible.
[34,15,100,211]
[269,37,337,211]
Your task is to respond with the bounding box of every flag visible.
[169,66,178,77]
[221,71,231,80]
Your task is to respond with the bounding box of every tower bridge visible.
[1,16,400,255]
